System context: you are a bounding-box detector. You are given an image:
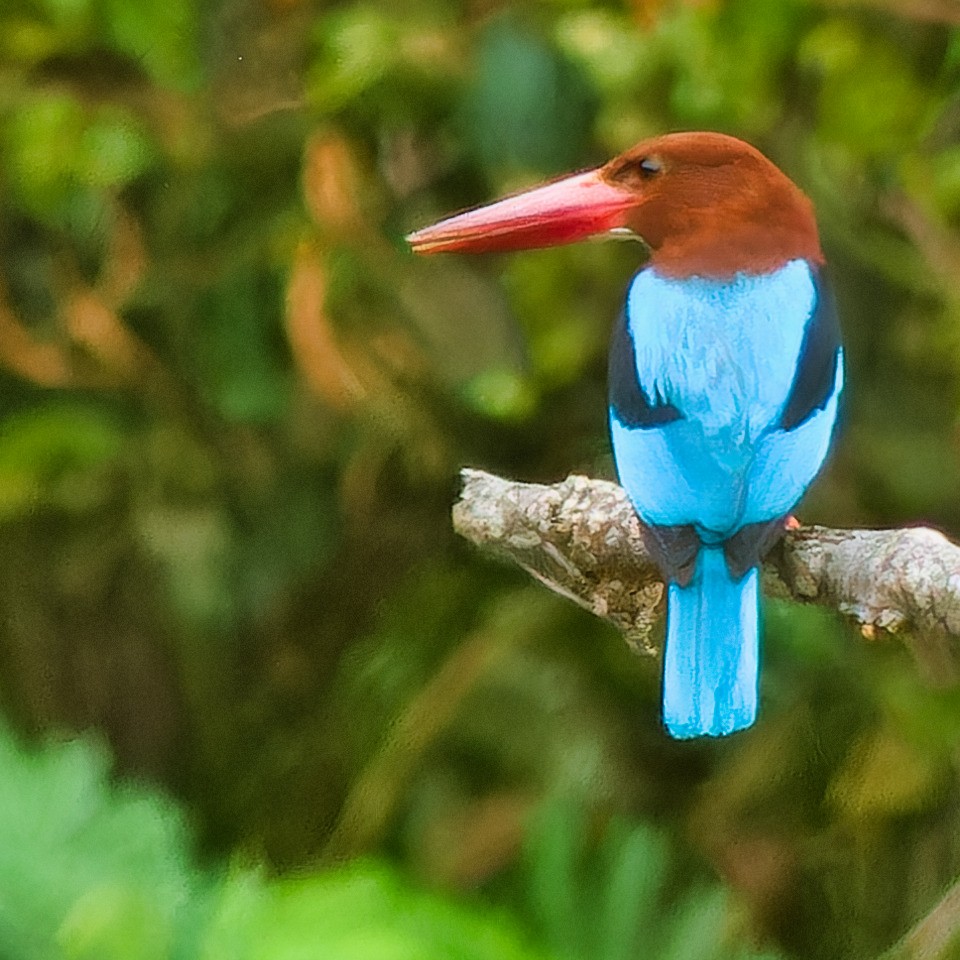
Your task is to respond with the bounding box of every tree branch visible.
[452,469,960,677]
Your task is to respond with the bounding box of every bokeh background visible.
[1,0,960,957]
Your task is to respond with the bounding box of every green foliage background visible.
[0,0,958,958]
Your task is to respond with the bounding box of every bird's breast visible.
[624,260,818,442]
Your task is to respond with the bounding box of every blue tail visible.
[662,546,759,739]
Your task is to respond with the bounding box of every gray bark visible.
[453,469,960,678]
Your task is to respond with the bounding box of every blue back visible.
[609,259,842,541]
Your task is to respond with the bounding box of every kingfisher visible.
[407,132,842,739]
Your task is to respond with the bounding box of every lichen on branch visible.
[452,469,960,674]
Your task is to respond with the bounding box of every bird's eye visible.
[606,154,664,185]
[637,156,662,177]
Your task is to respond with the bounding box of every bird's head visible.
[407,132,822,279]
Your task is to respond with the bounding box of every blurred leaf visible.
[3,93,157,229]
[208,860,554,960]
[0,722,559,960]
[459,18,597,175]
[800,21,931,156]
[192,267,290,425]
[102,0,201,91]
[306,5,455,117]
[0,726,203,960]
[462,368,537,421]
[307,5,400,112]
[658,0,806,132]
[0,402,123,518]
[525,799,587,959]
[521,798,783,960]
[658,888,730,960]
[596,819,670,960]
[34,0,92,25]
[76,105,157,188]
[0,17,63,66]
[4,91,87,219]
[502,244,621,389]
[554,10,653,97]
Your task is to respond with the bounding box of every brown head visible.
[407,132,822,280]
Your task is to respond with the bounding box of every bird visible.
[406,132,842,739]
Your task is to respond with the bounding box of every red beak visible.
[406,169,638,255]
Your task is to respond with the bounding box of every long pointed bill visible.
[406,169,638,255]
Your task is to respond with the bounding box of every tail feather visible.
[662,546,759,739]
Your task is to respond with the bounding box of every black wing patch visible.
[608,312,682,429]
[642,521,786,585]
[640,524,700,587]
[723,519,787,581]
[779,270,841,431]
